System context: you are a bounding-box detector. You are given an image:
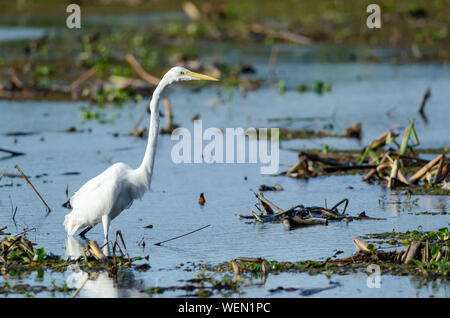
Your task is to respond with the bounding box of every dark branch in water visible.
[0,148,25,161]
[0,148,25,156]
[418,87,431,116]
[154,225,211,246]
[418,88,431,124]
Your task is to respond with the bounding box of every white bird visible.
[64,66,218,239]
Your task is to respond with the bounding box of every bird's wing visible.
[70,163,129,208]
[68,163,135,225]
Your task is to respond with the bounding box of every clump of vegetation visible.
[296,81,332,94]
[0,235,135,276]
[205,227,449,284]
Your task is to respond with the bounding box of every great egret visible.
[64,66,218,239]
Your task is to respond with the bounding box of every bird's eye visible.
[180,71,185,75]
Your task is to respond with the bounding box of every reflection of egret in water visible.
[64,236,147,298]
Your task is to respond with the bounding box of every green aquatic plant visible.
[80,106,102,121]
[296,82,332,94]
[276,80,286,94]
[399,120,420,155]
[33,65,52,77]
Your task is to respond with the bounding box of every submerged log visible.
[283,216,328,229]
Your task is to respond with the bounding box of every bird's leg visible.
[102,215,110,240]
[79,226,93,239]
[102,238,111,257]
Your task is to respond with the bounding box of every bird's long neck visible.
[137,79,168,189]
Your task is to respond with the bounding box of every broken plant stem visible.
[154,224,211,246]
[87,240,107,261]
[70,276,89,298]
[14,165,51,213]
[255,192,283,214]
[125,53,160,86]
[418,88,431,116]
[70,66,97,92]
[408,154,444,184]
[115,230,131,262]
[1,235,22,263]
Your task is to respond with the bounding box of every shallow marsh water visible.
[0,47,449,297]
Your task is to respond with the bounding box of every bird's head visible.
[164,66,219,84]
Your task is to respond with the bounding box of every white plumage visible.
[63,66,218,239]
[64,163,144,236]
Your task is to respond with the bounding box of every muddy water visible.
[0,54,449,297]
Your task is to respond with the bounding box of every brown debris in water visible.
[239,194,385,229]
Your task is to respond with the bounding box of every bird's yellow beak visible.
[185,71,219,81]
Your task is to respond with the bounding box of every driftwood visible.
[364,152,390,181]
[87,240,107,261]
[283,216,328,229]
[288,150,377,178]
[432,154,447,185]
[255,192,283,214]
[408,154,443,184]
[362,145,448,189]
[323,165,376,173]
[402,240,421,264]
[299,151,346,166]
[352,237,370,252]
[349,212,385,221]
[241,195,385,228]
